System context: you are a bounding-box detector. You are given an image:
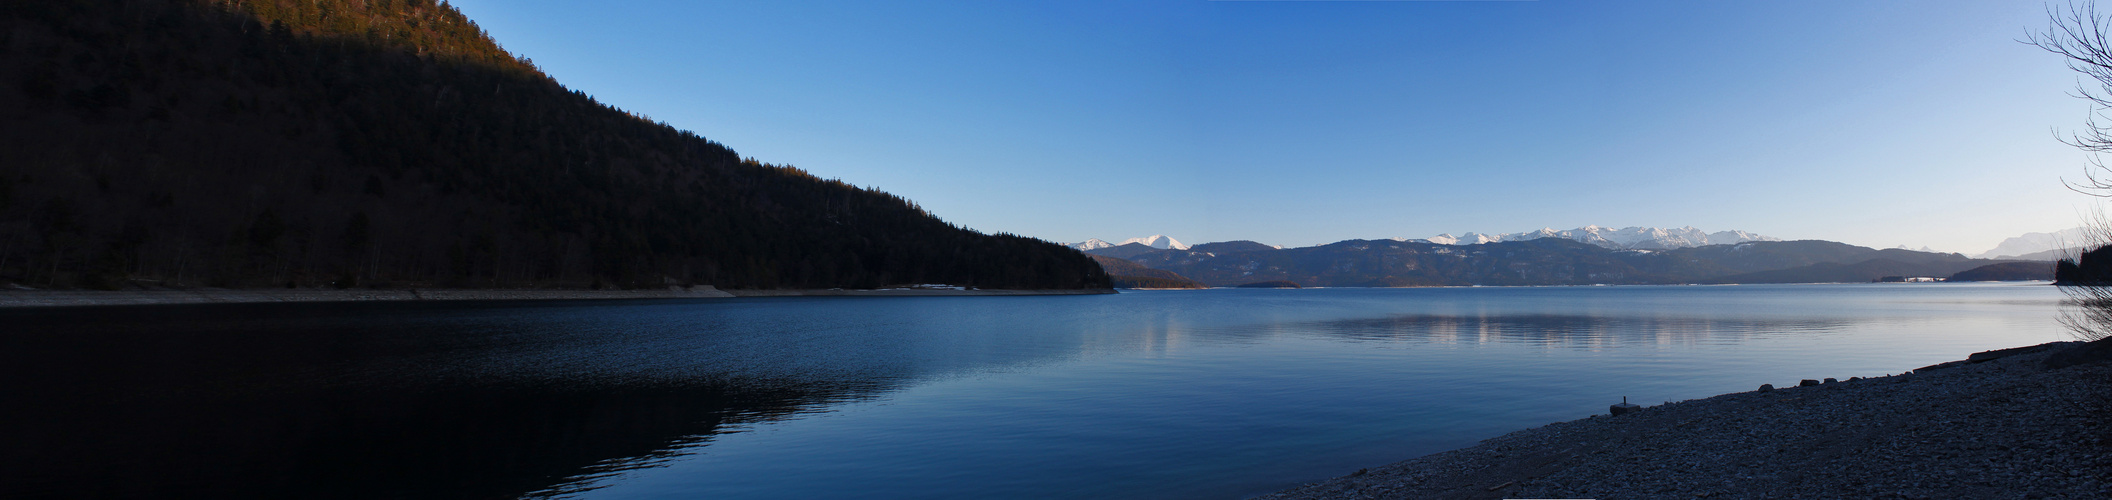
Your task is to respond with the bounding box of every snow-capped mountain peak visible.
[1071,238,1115,251]
[1404,232,1499,246]
[1413,233,1461,245]
[1405,226,1778,250]
[1120,235,1190,250]
[1068,235,1190,251]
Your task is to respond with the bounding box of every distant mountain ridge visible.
[1695,247,1988,284]
[1975,228,2089,259]
[1403,226,1777,250]
[1069,226,2089,288]
[1187,240,1280,254]
[1997,248,2087,262]
[1070,226,1765,254]
[1087,237,2024,287]
[1940,262,2053,282]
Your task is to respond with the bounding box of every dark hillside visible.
[1702,258,1993,284]
[1188,240,1277,254]
[1089,255,1204,289]
[1675,243,1988,284]
[0,0,1106,290]
[1950,261,2053,282]
[1083,242,1167,260]
[1661,240,1888,274]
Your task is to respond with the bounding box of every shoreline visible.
[1262,339,2112,499]
[0,286,1115,308]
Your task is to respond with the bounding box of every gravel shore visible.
[1263,340,2112,499]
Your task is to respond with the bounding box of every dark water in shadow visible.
[0,284,2069,498]
[0,299,899,498]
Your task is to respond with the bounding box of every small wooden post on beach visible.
[1610,396,1641,416]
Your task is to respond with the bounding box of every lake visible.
[0,283,2071,498]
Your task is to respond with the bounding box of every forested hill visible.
[0,0,1108,290]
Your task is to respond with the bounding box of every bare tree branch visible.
[2028,2,2112,196]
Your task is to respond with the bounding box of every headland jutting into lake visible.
[0,286,1112,308]
[1263,339,2112,499]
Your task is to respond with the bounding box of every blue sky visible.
[450,0,2096,254]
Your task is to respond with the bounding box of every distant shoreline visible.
[1122,281,2053,291]
[0,286,1116,308]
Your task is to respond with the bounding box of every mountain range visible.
[1076,226,1767,255]
[1085,236,2038,288]
[1974,228,2089,259]
[1070,235,1191,251]
[1404,226,1778,250]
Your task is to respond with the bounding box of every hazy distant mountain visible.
[1403,226,1777,250]
[1975,228,2089,259]
[1070,235,1189,251]
[1998,248,2085,262]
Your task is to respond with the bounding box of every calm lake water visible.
[0,283,2071,498]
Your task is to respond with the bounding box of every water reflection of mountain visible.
[1293,314,1853,346]
[0,299,1032,499]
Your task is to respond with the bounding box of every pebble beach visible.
[1263,340,2112,499]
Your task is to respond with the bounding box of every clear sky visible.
[449,0,2100,254]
